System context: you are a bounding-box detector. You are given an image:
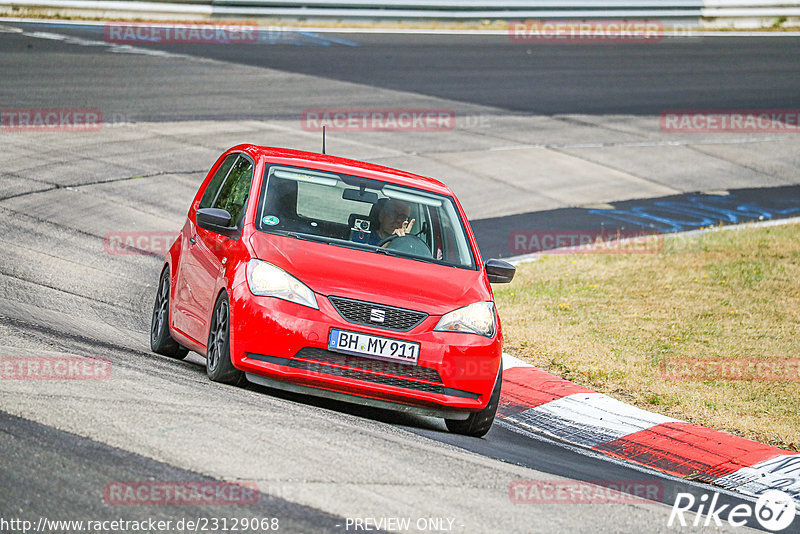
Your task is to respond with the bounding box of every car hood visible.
[248,232,490,316]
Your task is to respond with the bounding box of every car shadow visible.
[178,351,447,433]
[247,379,446,433]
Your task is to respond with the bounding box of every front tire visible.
[150,268,189,359]
[445,365,502,438]
[206,292,244,385]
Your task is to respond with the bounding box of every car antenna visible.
[322,126,326,155]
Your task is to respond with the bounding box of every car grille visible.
[295,347,441,383]
[328,296,428,332]
[302,362,445,394]
[246,348,478,399]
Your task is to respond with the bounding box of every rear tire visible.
[206,292,245,386]
[445,365,502,438]
[150,268,189,359]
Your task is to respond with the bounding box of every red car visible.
[150,145,515,437]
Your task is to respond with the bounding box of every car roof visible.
[233,144,454,196]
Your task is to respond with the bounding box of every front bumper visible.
[228,284,502,415]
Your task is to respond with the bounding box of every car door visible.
[172,154,236,337]
[174,153,254,345]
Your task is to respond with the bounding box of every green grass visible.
[495,222,800,451]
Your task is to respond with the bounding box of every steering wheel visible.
[378,234,433,258]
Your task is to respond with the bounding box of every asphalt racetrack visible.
[1,20,799,533]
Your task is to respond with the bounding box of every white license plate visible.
[328,329,419,365]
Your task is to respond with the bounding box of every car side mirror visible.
[485,259,515,284]
[196,207,233,233]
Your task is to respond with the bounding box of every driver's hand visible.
[392,219,415,237]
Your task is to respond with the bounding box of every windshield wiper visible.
[278,231,443,264]
[335,240,373,252]
[285,231,372,252]
[371,247,437,264]
[283,231,327,244]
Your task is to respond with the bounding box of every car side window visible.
[199,154,238,210]
[212,156,254,228]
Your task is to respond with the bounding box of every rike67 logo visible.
[669,490,796,531]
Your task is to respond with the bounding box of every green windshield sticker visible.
[262,215,280,226]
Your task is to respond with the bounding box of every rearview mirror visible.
[196,207,233,232]
[485,259,515,284]
[342,188,379,204]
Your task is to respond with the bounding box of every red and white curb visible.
[499,354,800,506]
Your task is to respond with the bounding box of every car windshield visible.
[255,164,476,269]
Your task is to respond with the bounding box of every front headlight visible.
[246,259,318,309]
[434,301,496,337]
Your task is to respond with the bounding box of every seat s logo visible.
[370,309,386,323]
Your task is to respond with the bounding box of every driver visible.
[354,198,415,246]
